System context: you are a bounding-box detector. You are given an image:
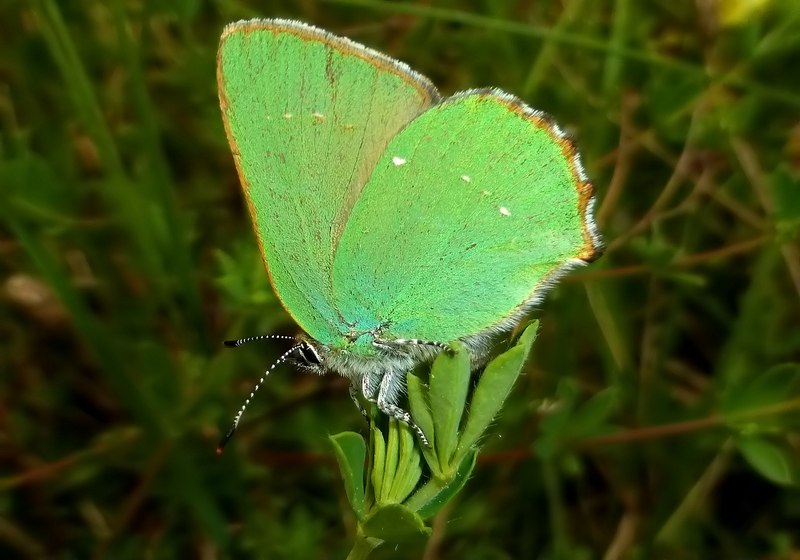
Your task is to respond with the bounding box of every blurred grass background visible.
[2,0,800,558]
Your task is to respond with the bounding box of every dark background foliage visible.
[2,0,799,558]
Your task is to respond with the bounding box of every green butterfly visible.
[217,19,601,448]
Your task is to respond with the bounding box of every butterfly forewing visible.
[218,20,439,344]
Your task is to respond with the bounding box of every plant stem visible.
[656,438,735,544]
[402,476,448,513]
[346,534,382,560]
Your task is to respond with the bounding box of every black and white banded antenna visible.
[217,337,303,454]
[223,334,297,348]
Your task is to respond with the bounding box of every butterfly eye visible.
[297,343,322,366]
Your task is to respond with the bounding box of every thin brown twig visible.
[732,137,800,301]
[597,90,639,226]
[636,275,661,425]
[567,234,768,282]
[111,442,173,536]
[0,430,139,491]
[480,396,800,464]
[603,507,640,560]
[578,415,722,448]
[710,188,766,229]
[606,97,708,254]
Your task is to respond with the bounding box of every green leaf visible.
[381,418,400,502]
[407,373,439,472]
[737,436,795,486]
[770,165,800,236]
[532,379,580,460]
[329,432,367,520]
[566,387,619,440]
[346,534,383,560]
[387,420,424,503]
[721,364,800,430]
[361,503,431,543]
[412,450,478,520]
[457,322,539,456]
[395,456,423,506]
[429,342,471,471]
[370,425,386,505]
[407,373,435,446]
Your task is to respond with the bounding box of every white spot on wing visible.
[499,206,511,216]
[461,175,471,183]
[392,156,407,166]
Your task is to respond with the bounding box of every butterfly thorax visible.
[305,329,438,384]
[321,314,393,352]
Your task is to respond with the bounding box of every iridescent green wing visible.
[332,90,601,343]
[218,20,439,344]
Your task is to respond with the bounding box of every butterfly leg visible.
[376,370,431,447]
[361,371,381,403]
[349,382,369,421]
[374,337,453,355]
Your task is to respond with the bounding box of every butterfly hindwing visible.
[331,90,600,343]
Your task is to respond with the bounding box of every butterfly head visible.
[288,336,371,378]
[290,337,328,374]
